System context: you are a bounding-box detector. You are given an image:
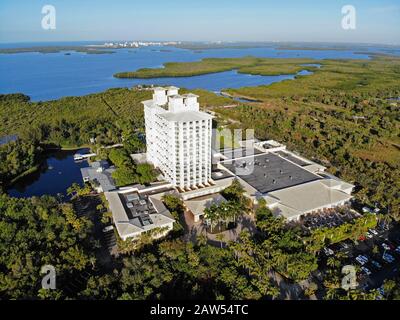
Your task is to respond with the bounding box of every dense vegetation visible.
[0,138,42,187]
[0,189,279,300]
[0,185,395,300]
[0,90,147,148]
[107,148,157,186]
[0,194,94,299]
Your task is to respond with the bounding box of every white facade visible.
[143,87,213,190]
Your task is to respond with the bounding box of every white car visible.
[382,243,391,251]
[361,267,371,276]
[324,248,334,256]
[362,207,372,213]
[366,232,373,239]
[356,255,368,265]
[383,253,395,263]
[369,229,378,236]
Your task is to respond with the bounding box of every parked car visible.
[361,267,371,276]
[356,255,368,265]
[395,246,400,254]
[376,287,385,300]
[387,242,396,250]
[383,253,395,263]
[362,207,373,213]
[369,229,378,236]
[323,247,334,256]
[340,242,350,250]
[360,283,369,291]
[371,260,382,269]
[382,243,391,251]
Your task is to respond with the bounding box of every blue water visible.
[0,43,387,102]
[8,149,88,198]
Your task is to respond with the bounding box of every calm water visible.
[8,149,88,198]
[0,43,386,102]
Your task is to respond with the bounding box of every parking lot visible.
[321,222,400,293]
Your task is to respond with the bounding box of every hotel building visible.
[143,87,213,191]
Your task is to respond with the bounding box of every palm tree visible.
[327,257,340,269]
[216,233,225,249]
[196,234,208,247]
[204,205,218,233]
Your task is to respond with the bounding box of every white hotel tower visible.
[143,87,213,191]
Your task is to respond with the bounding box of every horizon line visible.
[0,40,399,47]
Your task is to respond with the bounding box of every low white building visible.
[264,179,354,221]
[217,140,354,221]
[105,191,175,241]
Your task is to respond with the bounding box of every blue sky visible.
[0,0,399,44]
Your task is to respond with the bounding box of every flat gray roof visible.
[220,153,321,194]
[80,162,116,192]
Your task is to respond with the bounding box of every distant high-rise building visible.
[143,87,213,190]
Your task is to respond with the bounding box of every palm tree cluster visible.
[204,201,244,233]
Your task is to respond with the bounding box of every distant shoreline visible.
[1,42,399,55]
[0,46,115,54]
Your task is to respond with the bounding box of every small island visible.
[113,57,321,78]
